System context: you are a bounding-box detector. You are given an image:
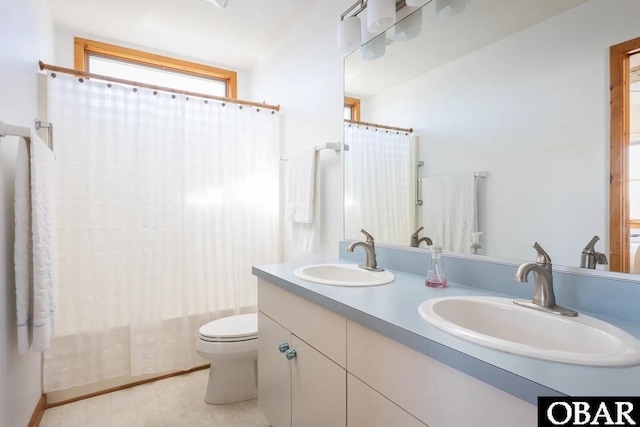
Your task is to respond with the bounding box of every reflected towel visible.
[14,133,57,353]
[285,149,316,224]
[421,174,475,253]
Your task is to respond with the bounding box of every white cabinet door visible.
[347,374,427,427]
[347,320,536,427]
[291,335,346,427]
[258,312,292,427]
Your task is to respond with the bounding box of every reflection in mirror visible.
[344,123,414,246]
[343,0,640,273]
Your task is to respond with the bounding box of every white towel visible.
[285,149,316,224]
[421,174,475,253]
[14,134,57,353]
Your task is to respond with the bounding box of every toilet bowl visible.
[196,312,258,405]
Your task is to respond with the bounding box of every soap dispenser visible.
[426,246,448,288]
[470,232,483,255]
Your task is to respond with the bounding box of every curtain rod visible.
[345,119,413,134]
[38,61,281,112]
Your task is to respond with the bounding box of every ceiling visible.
[51,0,318,70]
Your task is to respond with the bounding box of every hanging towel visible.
[14,133,58,354]
[421,174,475,253]
[285,149,316,224]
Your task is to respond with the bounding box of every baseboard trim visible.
[28,394,47,427]
[46,364,209,409]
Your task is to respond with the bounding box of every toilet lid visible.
[199,313,258,342]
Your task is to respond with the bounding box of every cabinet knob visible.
[285,349,297,360]
[278,342,290,353]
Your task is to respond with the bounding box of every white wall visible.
[362,0,640,266]
[0,0,54,424]
[251,0,353,261]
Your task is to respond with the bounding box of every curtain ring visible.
[133,88,138,92]
[51,72,57,78]
[221,102,226,107]
[107,83,112,88]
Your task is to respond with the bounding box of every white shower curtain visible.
[44,73,280,392]
[344,124,415,246]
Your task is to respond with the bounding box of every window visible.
[74,37,237,98]
[344,97,361,121]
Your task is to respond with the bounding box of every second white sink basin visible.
[294,264,394,286]
[418,296,640,366]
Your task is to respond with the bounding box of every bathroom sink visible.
[294,264,394,287]
[418,296,640,366]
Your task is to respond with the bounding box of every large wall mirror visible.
[343,0,640,274]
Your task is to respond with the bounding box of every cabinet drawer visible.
[348,374,426,427]
[258,279,346,367]
[347,320,536,427]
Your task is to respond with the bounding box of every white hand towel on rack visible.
[285,149,316,224]
[14,133,58,354]
[421,174,475,253]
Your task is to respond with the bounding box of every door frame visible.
[610,37,640,272]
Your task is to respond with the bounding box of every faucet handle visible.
[532,242,552,266]
[411,226,424,238]
[359,228,375,243]
[582,235,600,255]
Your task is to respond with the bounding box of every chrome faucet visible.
[347,229,384,272]
[579,235,608,269]
[513,242,577,317]
[409,226,433,248]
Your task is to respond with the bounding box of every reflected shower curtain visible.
[44,73,280,392]
[344,124,415,246]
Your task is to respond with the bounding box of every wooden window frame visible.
[344,97,361,121]
[74,37,237,98]
[610,36,640,272]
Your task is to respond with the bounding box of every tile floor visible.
[39,369,270,427]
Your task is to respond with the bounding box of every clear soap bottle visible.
[426,245,448,288]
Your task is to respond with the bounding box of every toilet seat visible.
[198,313,257,343]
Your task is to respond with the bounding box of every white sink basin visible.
[294,264,394,287]
[418,296,640,366]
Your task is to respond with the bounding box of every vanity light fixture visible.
[338,0,403,56]
[338,16,363,53]
[436,0,469,20]
[394,8,422,42]
[367,0,396,33]
[362,33,386,60]
[359,10,386,60]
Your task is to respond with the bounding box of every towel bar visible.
[280,142,342,161]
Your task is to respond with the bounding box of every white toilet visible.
[196,312,258,405]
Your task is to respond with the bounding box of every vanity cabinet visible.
[347,319,536,427]
[257,277,536,427]
[347,373,428,427]
[257,279,346,427]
